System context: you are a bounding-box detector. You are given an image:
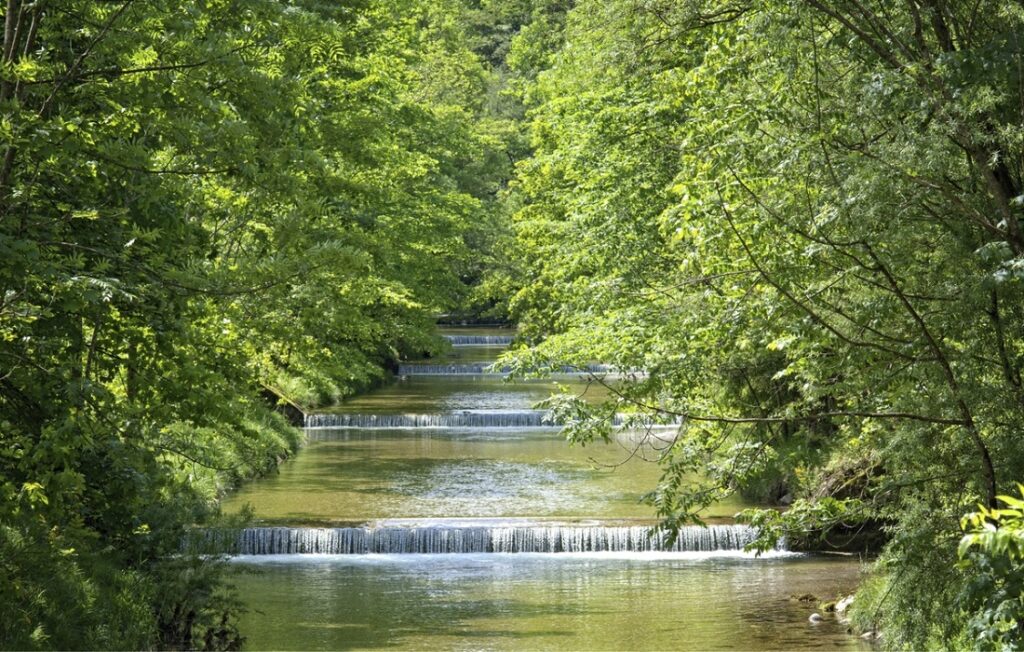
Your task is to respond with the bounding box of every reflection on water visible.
[231,554,868,651]
[225,372,709,523]
[319,376,610,413]
[221,428,735,522]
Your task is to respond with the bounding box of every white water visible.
[444,335,513,345]
[303,409,681,430]
[229,550,801,564]
[210,524,775,555]
[397,363,615,375]
[304,409,557,429]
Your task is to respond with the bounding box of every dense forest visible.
[2,0,1023,650]
[501,2,1024,649]
[0,0,513,647]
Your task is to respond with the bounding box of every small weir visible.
[303,410,680,429]
[398,363,615,375]
[211,524,769,555]
[305,409,555,429]
[444,335,513,346]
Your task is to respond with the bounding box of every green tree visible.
[0,0,508,646]
[502,1,1024,647]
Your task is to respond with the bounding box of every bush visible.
[958,488,1024,650]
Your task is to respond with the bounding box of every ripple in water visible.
[391,460,588,514]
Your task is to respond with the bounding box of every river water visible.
[223,328,868,650]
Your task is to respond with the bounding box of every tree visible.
[502,0,1024,646]
[0,0,507,646]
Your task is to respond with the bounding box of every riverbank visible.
[219,326,520,507]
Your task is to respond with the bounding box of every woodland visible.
[1,1,1023,650]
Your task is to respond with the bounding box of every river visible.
[222,328,868,650]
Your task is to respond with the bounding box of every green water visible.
[231,554,866,651]
[429,344,512,363]
[223,427,746,523]
[313,376,609,414]
[227,328,868,650]
[223,373,666,523]
[436,323,516,335]
[437,327,515,336]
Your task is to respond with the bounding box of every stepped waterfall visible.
[219,327,857,651]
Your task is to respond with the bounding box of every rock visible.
[836,594,855,613]
[821,600,837,612]
[861,631,879,641]
[792,593,818,602]
[809,613,823,623]
[780,493,794,506]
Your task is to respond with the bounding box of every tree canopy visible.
[500,1,1024,647]
[0,0,511,647]
[3,0,1024,649]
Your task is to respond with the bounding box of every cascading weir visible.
[303,410,680,429]
[204,524,773,555]
[397,363,615,375]
[304,410,553,429]
[444,335,513,345]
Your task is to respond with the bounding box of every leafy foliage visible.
[499,0,1024,647]
[958,488,1024,650]
[0,0,510,647]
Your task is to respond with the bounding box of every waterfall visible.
[304,410,556,429]
[204,524,773,555]
[444,335,513,346]
[398,364,615,375]
[303,410,681,429]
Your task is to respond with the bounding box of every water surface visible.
[227,328,867,650]
[231,553,867,651]
[317,376,610,413]
[222,427,739,523]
